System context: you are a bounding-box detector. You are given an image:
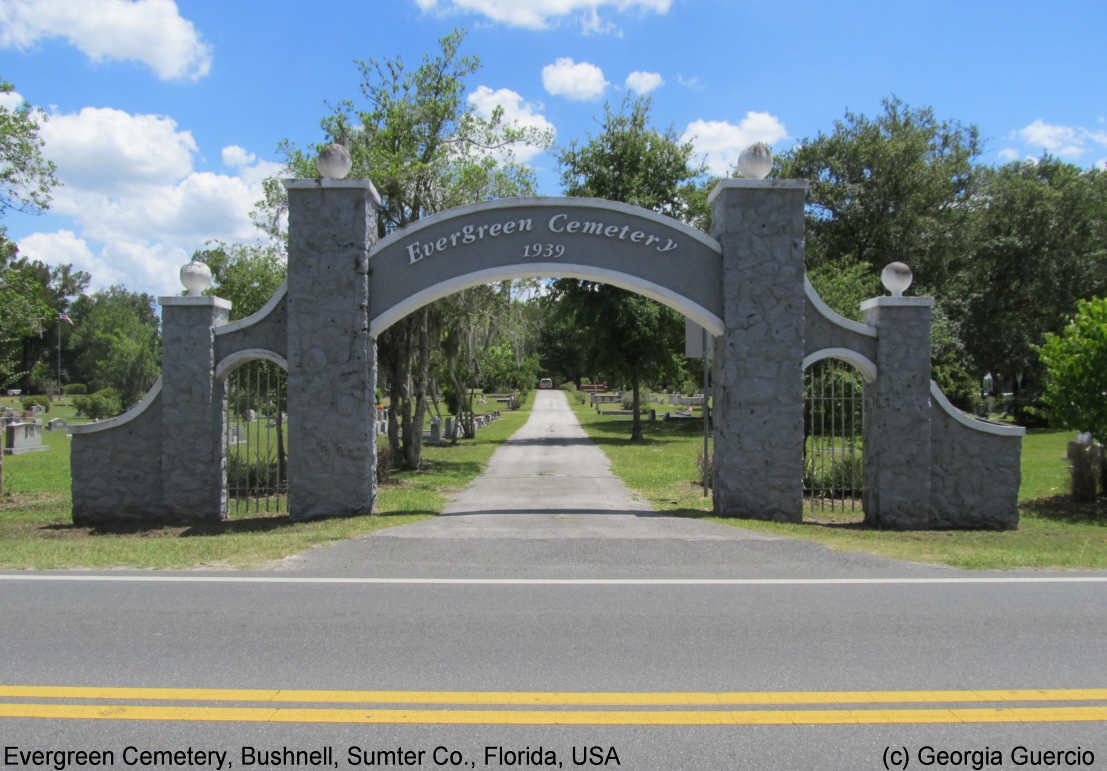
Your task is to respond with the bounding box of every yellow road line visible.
[1,686,1105,706]
[1,703,1105,725]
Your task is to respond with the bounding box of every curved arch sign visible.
[368,198,724,336]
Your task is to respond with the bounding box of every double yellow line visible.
[1,686,1105,725]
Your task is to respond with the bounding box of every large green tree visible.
[554,95,705,440]
[954,157,1107,412]
[778,96,980,293]
[258,29,548,469]
[68,287,160,408]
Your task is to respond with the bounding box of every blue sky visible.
[1,0,1104,299]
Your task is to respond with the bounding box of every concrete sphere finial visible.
[881,261,913,296]
[737,143,773,180]
[316,143,352,180]
[180,257,212,296]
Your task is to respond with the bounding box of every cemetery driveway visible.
[374,389,755,540]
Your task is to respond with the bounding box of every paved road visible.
[1,391,1105,769]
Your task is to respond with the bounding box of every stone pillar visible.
[159,295,231,521]
[708,179,807,521]
[860,295,934,528]
[284,179,379,519]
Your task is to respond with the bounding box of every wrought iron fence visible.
[803,358,864,515]
[224,360,287,514]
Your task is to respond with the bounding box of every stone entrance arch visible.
[70,177,1024,530]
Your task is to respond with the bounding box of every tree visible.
[0,79,59,491]
[954,157,1107,415]
[259,29,549,468]
[1036,297,1107,444]
[0,80,56,220]
[778,96,980,293]
[555,95,705,440]
[68,287,160,408]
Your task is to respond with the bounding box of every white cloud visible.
[222,145,257,168]
[1097,158,1107,171]
[625,71,663,95]
[24,105,278,296]
[676,74,703,90]
[997,148,1019,161]
[467,86,555,162]
[0,0,212,81]
[1017,120,1083,158]
[542,58,608,101]
[0,89,24,110]
[681,112,788,176]
[414,0,670,30]
[1014,119,1107,162]
[40,107,197,190]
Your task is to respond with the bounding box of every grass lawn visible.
[569,397,1106,570]
[0,393,534,570]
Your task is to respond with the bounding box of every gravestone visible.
[47,418,68,431]
[4,422,47,455]
[430,417,442,445]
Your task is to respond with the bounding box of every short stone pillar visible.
[709,179,807,522]
[445,417,455,441]
[284,179,379,519]
[160,295,231,521]
[860,295,934,528]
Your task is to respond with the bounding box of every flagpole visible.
[57,315,61,397]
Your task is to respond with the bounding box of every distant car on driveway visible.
[538,378,553,389]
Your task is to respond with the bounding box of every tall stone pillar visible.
[159,295,231,521]
[708,179,807,521]
[861,295,934,528]
[284,179,379,519]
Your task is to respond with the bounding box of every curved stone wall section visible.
[70,379,164,524]
[369,198,723,336]
[803,277,878,363]
[213,283,288,364]
[928,381,1024,530]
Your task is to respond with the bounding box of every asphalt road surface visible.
[1,391,1105,770]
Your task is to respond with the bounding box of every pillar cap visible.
[284,177,382,207]
[859,295,934,311]
[160,295,232,310]
[707,177,808,205]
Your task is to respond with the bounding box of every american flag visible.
[59,312,73,326]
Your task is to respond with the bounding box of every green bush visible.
[226,454,285,497]
[63,383,87,395]
[21,395,50,413]
[72,388,123,420]
[562,382,577,392]
[573,391,586,404]
[803,452,864,496]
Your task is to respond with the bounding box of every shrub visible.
[21,395,50,413]
[581,377,591,385]
[621,395,635,410]
[63,383,87,395]
[562,382,577,392]
[226,454,285,497]
[573,391,586,404]
[803,452,864,496]
[72,388,123,420]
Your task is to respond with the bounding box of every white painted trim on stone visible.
[283,178,382,206]
[804,276,878,338]
[803,348,878,383]
[860,295,935,311]
[68,377,162,435]
[159,296,232,310]
[369,262,725,337]
[214,349,289,381]
[369,197,723,258]
[214,281,287,337]
[930,380,1026,437]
